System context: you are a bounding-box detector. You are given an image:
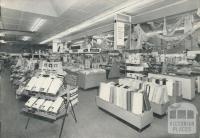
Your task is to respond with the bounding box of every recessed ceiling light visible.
[30,18,46,32]
[22,36,31,41]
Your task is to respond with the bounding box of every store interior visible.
[1,0,200,138]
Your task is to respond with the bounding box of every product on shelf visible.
[24,74,64,96]
[23,86,79,119]
[147,83,169,104]
[99,81,151,115]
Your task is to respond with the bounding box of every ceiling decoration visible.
[0,0,199,44]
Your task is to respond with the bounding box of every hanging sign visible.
[115,22,125,46]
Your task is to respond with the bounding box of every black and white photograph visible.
[0,0,200,138]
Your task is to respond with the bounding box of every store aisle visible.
[0,69,199,138]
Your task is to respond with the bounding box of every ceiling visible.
[0,0,199,45]
[0,0,129,43]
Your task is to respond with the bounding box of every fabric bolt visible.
[121,87,128,110]
[115,86,123,108]
[147,83,169,104]
[148,84,155,101]
[143,90,151,111]
[163,86,169,103]
[166,79,174,96]
[109,85,115,103]
[131,92,143,115]
[99,83,112,102]
[127,91,132,111]
[152,85,159,103]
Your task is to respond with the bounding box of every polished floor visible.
[0,69,200,138]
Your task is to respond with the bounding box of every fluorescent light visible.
[22,36,31,41]
[40,0,163,44]
[0,40,7,43]
[0,33,5,37]
[30,18,46,32]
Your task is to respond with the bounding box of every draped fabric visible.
[184,14,194,33]
[148,83,169,104]
[135,13,200,44]
[131,92,143,115]
[134,24,147,49]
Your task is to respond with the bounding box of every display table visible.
[148,73,195,100]
[63,66,83,75]
[96,96,153,130]
[78,69,106,89]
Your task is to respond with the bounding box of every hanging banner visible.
[115,22,125,48]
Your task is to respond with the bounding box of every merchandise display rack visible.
[23,97,78,138]
[96,96,153,131]
[148,73,196,100]
[18,89,66,100]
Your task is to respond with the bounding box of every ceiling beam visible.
[132,0,199,24]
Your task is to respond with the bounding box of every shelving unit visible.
[96,96,153,131]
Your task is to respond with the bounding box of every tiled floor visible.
[0,69,200,138]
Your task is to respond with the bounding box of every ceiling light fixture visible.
[40,0,164,44]
[22,36,31,41]
[0,33,5,37]
[30,18,46,32]
[0,40,7,43]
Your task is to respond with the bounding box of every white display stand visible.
[96,96,153,131]
[78,70,106,89]
[148,73,195,100]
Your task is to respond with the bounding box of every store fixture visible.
[22,67,79,138]
[78,69,106,89]
[124,53,149,75]
[16,61,66,99]
[22,86,78,120]
[148,73,195,100]
[96,80,153,131]
[118,77,170,116]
